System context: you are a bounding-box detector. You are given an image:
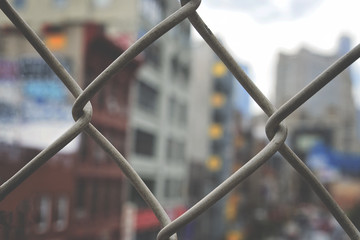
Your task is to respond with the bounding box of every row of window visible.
[36,195,69,233]
[133,128,186,162]
[75,179,122,218]
[80,126,185,163]
[80,129,126,164]
[128,177,184,209]
[0,195,69,238]
[33,195,69,234]
[137,80,188,127]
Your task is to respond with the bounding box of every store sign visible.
[0,57,77,152]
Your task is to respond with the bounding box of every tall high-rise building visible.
[274,37,359,203]
[275,38,358,155]
[188,42,252,240]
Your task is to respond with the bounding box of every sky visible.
[192,0,360,113]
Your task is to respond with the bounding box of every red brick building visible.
[0,24,141,240]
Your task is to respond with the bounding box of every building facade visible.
[188,42,255,240]
[1,0,192,239]
[0,23,140,240]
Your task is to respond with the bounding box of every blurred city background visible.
[0,0,360,239]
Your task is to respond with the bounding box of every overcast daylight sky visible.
[192,0,360,113]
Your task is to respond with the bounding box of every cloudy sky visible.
[192,0,360,112]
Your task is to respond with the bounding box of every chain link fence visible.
[1,0,360,239]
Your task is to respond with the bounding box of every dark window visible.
[137,81,158,113]
[79,134,88,159]
[171,56,179,75]
[212,109,226,123]
[213,77,232,94]
[211,140,224,155]
[129,179,155,209]
[75,180,86,213]
[181,64,190,85]
[103,183,111,216]
[90,181,99,216]
[134,129,156,157]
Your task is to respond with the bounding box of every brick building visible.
[0,24,141,240]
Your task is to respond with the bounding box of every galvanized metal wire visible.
[1,0,360,239]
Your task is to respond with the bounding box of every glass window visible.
[134,129,156,157]
[54,196,69,231]
[90,181,99,216]
[103,182,111,216]
[171,56,179,75]
[168,96,187,127]
[137,81,158,113]
[166,138,173,160]
[178,102,187,126]
[166,138,185,163]
[181,64,190,85]
[168,96,176,124]
[75,180,86,217]
[212,108,226,123]
[36,196,51,233]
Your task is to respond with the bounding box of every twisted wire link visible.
[158,124,288,240]
[1,0,360,239]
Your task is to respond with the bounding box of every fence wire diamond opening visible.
[1,0,360,239]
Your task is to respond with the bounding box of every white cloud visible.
[193,0,360,112]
